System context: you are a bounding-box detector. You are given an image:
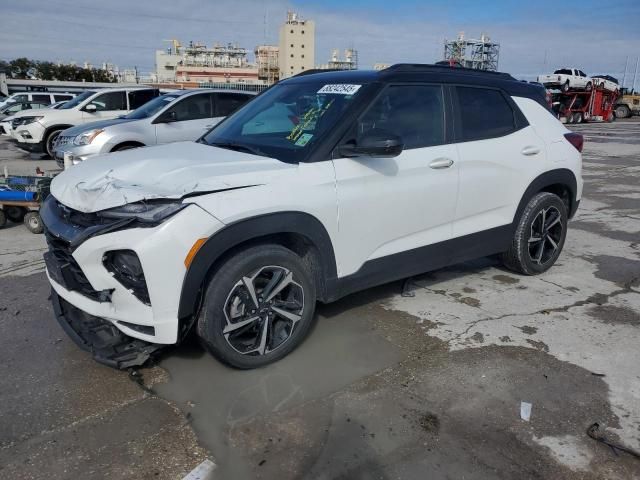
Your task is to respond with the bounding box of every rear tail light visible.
[564,132,584,152]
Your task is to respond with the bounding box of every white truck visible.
[537,68,593,93]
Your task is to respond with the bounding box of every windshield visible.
[202,81,368,163]
[59,90,96,109]
[124,94,180,119]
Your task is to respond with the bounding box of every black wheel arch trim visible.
[514,169,579,222]
[177,211,338,321]
[111,141,146,152]
[44,124,74,140]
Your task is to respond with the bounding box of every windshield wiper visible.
[209,141,266,157]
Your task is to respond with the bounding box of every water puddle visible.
[155,306,404,478]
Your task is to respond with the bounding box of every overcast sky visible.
[2,0,639,86]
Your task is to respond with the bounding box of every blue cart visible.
[0,175,53,234]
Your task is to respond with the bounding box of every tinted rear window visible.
[214,93,252,117]
[128,89,158,109]
[554,69,573,75]
[456,87,516,141]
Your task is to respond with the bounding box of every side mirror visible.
[155,110,177,124]
[84,103,97,113]
[338,129,404,158]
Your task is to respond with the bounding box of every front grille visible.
[45,226,111,302]
[55,135,74,148]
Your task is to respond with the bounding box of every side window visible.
[128,89,157,109]
[8,103,27,113]
[87,91,127,111]
[54,95,73,102]
[456,87,515,141]
[578,70,586,77]
[32,94,51,103]
[214,93,251,117]
[13,94,28,102]
[166,93,211,121]
[357,84,445,149]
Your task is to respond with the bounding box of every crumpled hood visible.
[51,141,295,213]
[61,117,134,137]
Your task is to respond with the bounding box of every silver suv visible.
[53,89,255,166]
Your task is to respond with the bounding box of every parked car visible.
[42,64,583,370]
[0,101,55,135]
[0,101,51,122]
[592,75,619,93]
[0,92,75,109]
[53,89,255,167]
[9,87,160,157]
[537,68,593,92]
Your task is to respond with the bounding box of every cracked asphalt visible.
[1,119,639,479]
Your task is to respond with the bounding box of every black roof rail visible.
[383,63,514,79]
[292,68,345,77]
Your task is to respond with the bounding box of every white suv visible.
[10,87,159,157]
[42,65,583,369]
[0,92,75,109]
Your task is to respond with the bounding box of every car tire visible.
[5,206,27,223]
[501,192,568,275]
[45,129,63,158]
[23,212,44,234]
[585,82,592,92]
[615,105,631,119]
[0,209,6,228]
[561,81,570,93]
[574,112,583,124]
[197,244,317,369]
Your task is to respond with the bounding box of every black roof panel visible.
[281,63,549,110]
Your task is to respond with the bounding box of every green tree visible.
[9,58,35,78]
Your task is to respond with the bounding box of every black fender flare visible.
[44,125,74,141]
[513,168,578,224]
[110,141,146,152]
[177,211,337,320]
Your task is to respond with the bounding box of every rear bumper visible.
[51,289,163,369]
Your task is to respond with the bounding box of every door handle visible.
[429,158,454,169]
[204,125,214,129]
[521,145,541,156]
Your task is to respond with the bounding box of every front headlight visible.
[73,128,104,145]
[98,200,186,224]
[14,116,43,126]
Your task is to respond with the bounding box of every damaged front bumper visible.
[51,289,163,369]
[41,195,225,367]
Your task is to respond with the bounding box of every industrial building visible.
[443,32,500,71]
[152,11,361,87]
[255,45,280,84]
[278,11,315,79]
[317,49,359,71]
[154,40,263,85]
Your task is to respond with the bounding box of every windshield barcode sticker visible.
[317,84,361,95]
